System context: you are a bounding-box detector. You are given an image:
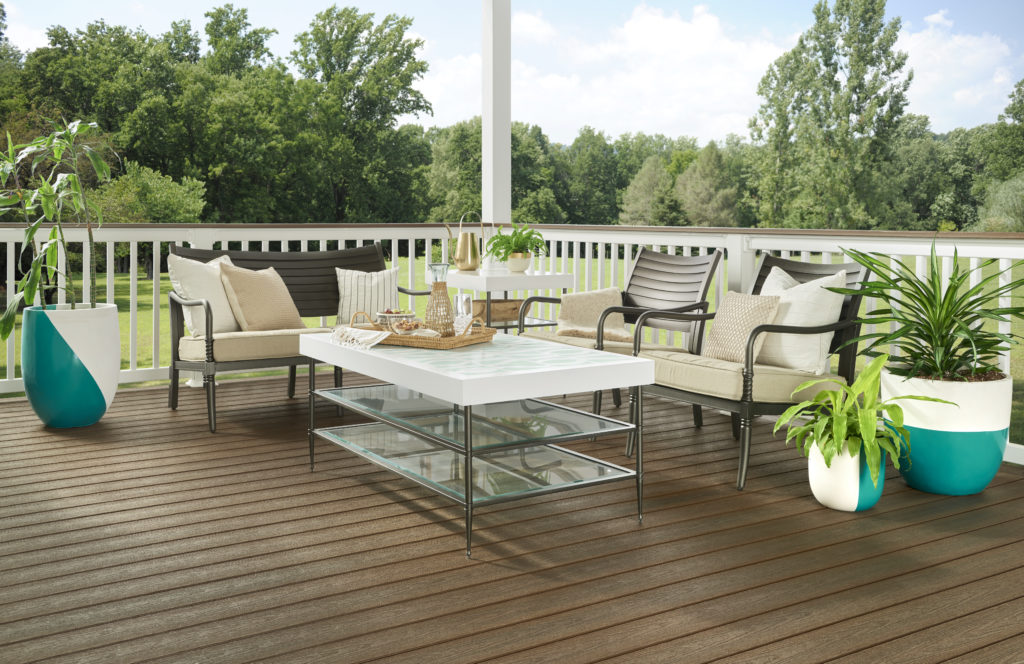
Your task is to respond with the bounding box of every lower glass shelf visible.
[316,421,634,506]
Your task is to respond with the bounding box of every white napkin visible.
[330,326,392,349]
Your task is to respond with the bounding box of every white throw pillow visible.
[336,267,400,325]
[758,267,847,373]
[167,254,241,337]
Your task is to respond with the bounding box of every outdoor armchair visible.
[628,254,868,490]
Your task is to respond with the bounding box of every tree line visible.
[0,0,1022,232]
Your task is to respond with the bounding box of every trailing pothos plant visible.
[484,223,548,261]
[0,120,112,340]
[832,243,1024,380]
[774,354,955,487]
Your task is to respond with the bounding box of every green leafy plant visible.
[833,243,1024,380]
[0,120,112,340]
[484,224,548,261]
[774,354,954,487]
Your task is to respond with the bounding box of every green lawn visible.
[3,252,1022,442]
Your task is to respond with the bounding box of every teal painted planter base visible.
[22,304,120,428]
[808,445,885,512]
[899,425,1007,496]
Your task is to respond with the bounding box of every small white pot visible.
[808,444,884,511]
[506,253,532,273]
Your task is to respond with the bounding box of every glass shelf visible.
[316,422,633,506]
[315,384,633,452]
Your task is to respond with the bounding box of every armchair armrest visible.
[169,291,215,362]
[632,302,712,355]
[743,319,855,372]
[517,295,563,332]
[398,285,430,297]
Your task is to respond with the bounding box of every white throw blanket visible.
[330,326,392,349]
[555,287,633,343]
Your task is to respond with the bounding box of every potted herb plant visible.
[0,120,118,428]
[774,354,950,511]
[483,223,547,272]
[834,244,1024,495]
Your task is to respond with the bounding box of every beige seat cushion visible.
[220,263,305,331]
[639,349,846,403]
[521,328,680,355]
[179,328,332,362]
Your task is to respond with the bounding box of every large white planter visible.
[22,303,120,428]
[880,370,1010,495]
[808,444,884,511]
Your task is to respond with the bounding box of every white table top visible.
[446,270,574,292]
[300,332,654,407]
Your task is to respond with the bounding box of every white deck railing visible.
[3,223,1023,460]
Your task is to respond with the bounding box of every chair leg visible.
[288,366,297,398]
[169,368,179,410]
[730,413,740,440]
[611,388,622,408]
[692,404,703,427]
[737,416,752,490]
[205,374,217,433]
[593,390,603,415]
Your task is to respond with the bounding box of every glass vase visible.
[425,263,455,337]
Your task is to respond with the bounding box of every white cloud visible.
[4,2,49,53]
[412,52,481,128]
[898,16,1015,130]
[510,4,790,144]
[512,11,556,44]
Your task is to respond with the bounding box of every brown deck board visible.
[2,373,1023,664]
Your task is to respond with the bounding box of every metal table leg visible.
[632,385,644,522]
[308,361,316,471]
[463,404,474,558]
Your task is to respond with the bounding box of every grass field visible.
[3,253,1022,441]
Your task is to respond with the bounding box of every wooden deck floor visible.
[2,372,1023,664]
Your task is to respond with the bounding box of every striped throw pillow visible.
[336,267,400,325]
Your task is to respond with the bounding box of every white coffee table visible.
[300,333,654,556]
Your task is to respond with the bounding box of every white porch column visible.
[482,0,511,224]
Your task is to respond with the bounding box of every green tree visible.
[556,126,619,225]
[290,6,431,222]
[750,0,911,229]
[674,141,739,227]
[203,4,276,76]
[619,155,675,226]
[94,161,205,224]
[973,173,1024,232]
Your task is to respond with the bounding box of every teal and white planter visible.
[22,303,120,428]
[881,371,1009,496]
[808,444,885,511]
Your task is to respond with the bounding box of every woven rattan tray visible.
[349,312,497,350]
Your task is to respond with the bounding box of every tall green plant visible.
[0,120,112,340]
[833,243,1024,379]
[774,354,952,487]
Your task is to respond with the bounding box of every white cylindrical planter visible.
[21,303,120,428]
[808,444,884,512]
[881,371,1010,495]
[506,253,531,273]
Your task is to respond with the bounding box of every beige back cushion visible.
[219,263,305,331]
[703,292,780,364]
[167,253,240,337]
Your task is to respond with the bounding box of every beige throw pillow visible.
[219,263,305,331]
[555,287,632,343]
[167,253,240,337]
[758,267,847,373]
[703,291,780,364]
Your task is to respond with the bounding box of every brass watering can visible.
[446,211,484,271]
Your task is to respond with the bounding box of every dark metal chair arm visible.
[517,295,563,332]
[398,285,431,297]
[743,319,856,371]
[632,302,712,355]
[169,291,215,361]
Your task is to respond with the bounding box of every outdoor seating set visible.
[164,241,868,552]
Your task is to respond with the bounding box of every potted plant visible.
[0,120,118,428]
[483,223,547,273]
[774,354,950,511]
[835,244,1024,495]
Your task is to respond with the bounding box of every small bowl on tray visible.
[376,310,416,328]
[387,317,424,335]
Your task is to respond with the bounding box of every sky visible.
[4,1,1022,145]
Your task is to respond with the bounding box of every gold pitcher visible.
[446,211,483,271]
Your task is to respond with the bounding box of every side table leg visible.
[463,405,474,558]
